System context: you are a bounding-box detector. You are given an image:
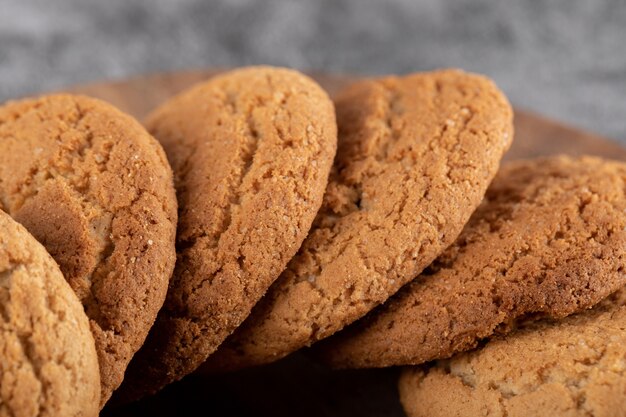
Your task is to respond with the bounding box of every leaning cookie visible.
[317,156,626,368]
[399,287,626,417]
[115,66,337,400]
[202,69,513,371]
[0,210,100,417]
[0,95,177,406]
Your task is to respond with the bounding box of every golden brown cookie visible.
[115,66,337,399]
[318,156,626,369]
[399,287,626,417]
[203,69,513,371]
[0,94,177,406]
[0,210,100,417]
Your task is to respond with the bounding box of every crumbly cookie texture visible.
[318,156,626,369]
[0,210,100,417]
[115,66,337,399]
[203,69,513,371]
[0,94,177,406]
[399,287,626,417]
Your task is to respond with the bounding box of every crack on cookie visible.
[15,329,46,417]
[9,102,116,326]
[374,80,403,163]
[178,85,272,304]
[2,260,64,417]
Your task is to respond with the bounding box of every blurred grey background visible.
[1,0,625,142]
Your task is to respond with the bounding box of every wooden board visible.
[65,70,626,417]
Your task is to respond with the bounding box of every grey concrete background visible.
[1,0,625,142]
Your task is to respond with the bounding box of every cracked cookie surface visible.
[0,210,100,417]
[115,66,337,399]
[318,156,626,369]
[0,94,177,406]
[399,287,626,417]
[203,69,513,371]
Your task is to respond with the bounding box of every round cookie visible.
[399,287,626,417]
[115,66,337,399]
[317,156,626,368]
[0,210,100,417]
[203,69,514,371]
[0,94,177,406]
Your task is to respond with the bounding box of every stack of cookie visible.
[0,66,624,417]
